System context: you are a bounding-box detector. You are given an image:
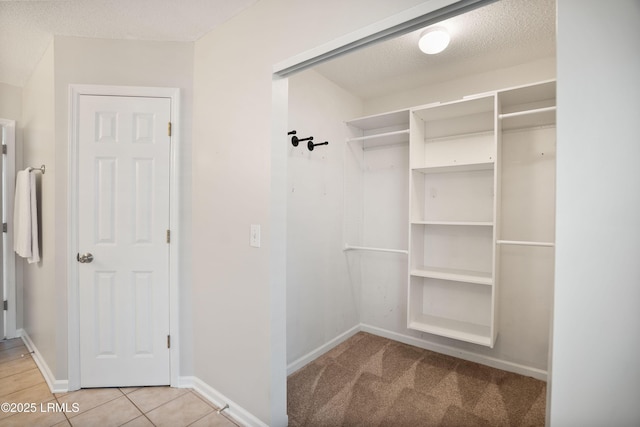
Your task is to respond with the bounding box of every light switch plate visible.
[250,224,261,248]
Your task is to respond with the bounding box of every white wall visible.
[287,70,363,364]
[192,0,430,424]
[365,56,556,115]
[550,1,640,426]
[20,36,194,382]
[357,141,410,335]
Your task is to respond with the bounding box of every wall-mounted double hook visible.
[288,130,328,151]
[308,141,329,151]
[289,130,313,147]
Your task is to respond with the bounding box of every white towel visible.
[13,169,40,263]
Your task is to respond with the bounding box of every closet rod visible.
[497,240,554,247]
[498,106,556,120]
[28,165,46,174]
[344,244,408,255]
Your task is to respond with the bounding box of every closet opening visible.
[273,0,556,424]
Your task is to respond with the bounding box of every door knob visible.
[77,253,94,263]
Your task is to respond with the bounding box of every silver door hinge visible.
[2,223,6,233]
[166,230,170,244]
[2,145,6,155]
[168,122,172,137]
[167,335,171,349]
[3,300,7,311]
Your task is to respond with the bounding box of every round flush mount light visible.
[418,27,450,54]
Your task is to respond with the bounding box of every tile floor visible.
[0,338,238,427]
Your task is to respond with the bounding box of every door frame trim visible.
[68,85,181,390]
[0,118,17,340]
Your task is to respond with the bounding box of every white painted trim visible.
[179,376,269,427]
[287,324,361,376]
[360,324,547,381]
[67,84,181,390]
[174,375,195,389]
[18,329,69,393]
[273,0,492,76]
[0,118,17,340]
[168,90,182,390]
[269,75,289,427]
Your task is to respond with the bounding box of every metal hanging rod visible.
[496,240,554,247]
[28,165,45,174]
[289,130,313,147]
[343,244,408,255]
[498,106,557,120]
[308,140,328,151]
[288,130,329,151]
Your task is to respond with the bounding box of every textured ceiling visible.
[313,0,556,100]
[0,0,258,87]
[0,0,555,92]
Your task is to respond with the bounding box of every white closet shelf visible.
[345,109,409,130]
[347,129,409,147]
[344,244,408,255]
[497,240,555,247]
[408,314,492,347]
[413,95,494,122]
[498,80,555,109]
[412,220,493,227]
[412,161,494,174]
[411,266,492,286]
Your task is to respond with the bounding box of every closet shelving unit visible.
[341,80,556,349]
[343,109,410,255]
[408,95,498,347]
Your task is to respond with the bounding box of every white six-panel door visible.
[78,95,171,387]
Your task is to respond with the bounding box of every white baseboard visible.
[18,329,69,393]
[286,324,361,375]
[179,376,270,427]
[283,323,547,381]
[360,323,548,381]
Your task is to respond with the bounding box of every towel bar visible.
[27,165,45,174]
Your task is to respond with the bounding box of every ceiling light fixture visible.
[418,27,450,54]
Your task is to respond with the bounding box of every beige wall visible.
[13,0,640,425]
[20,35,194,382]
[0,82,22,120]
[192,0,432,424]
[551,0,640,424]
[53,36,195,379]
[21,40,57,378]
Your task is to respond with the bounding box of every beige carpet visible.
[287,332,546,426]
